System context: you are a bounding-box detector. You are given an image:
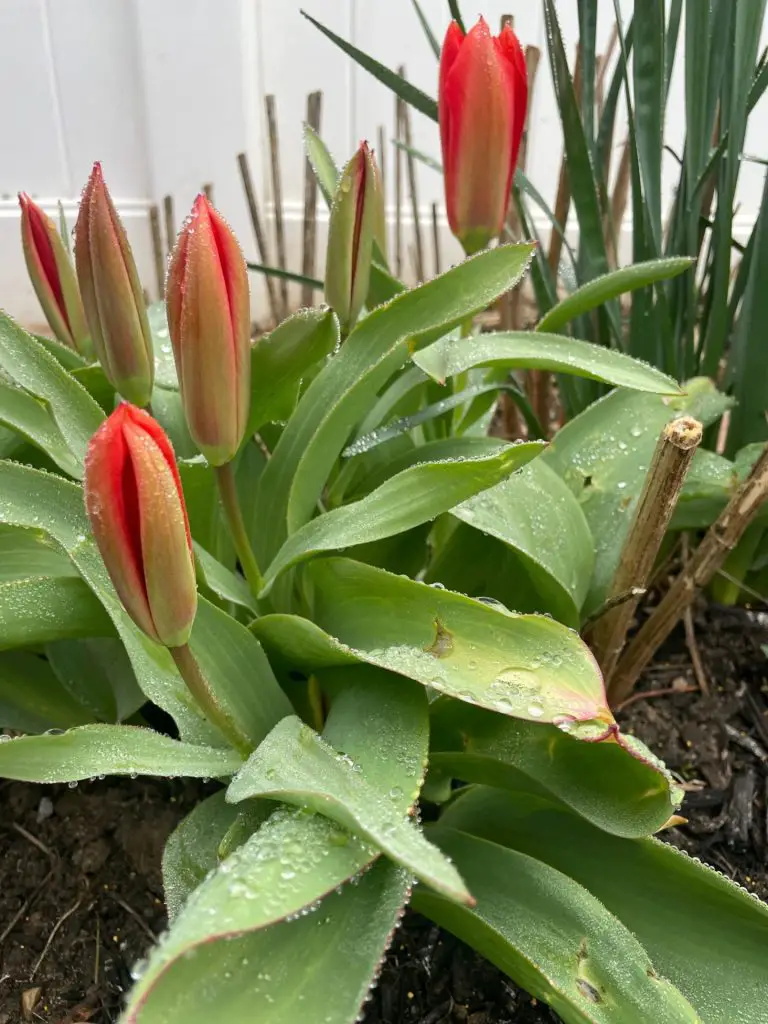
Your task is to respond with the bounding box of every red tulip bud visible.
[75,163,154,407]
[166,195,251,467]
[324,141,377,332]
[84,403,197,648]
[439,17,528,254]
[19,193,90,354]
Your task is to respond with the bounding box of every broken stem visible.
[592,416,702,689]
[610,439,768,704]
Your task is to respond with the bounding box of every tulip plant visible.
[1,19,767,1024]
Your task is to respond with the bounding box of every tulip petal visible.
[438,21,465,182]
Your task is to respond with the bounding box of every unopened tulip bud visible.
[84,403,197,647]
[19,193,90,354]
[166,195,251,467]
[324,141,377,332]
[439,17,528,254]
[75,163,154,407]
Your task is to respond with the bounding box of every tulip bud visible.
[324,141,376,333]
[166,195,251,467]
[19,193,90,355]
[75,163,154,407]
[84,403,197,648]
[439,17,528,255]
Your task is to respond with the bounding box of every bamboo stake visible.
[610,440,768,703]
[265,94,289,318]
[148,204,165,300]
[162,194,175,256]
[377,124,386,194]
[237,150,281,325]
[591,417,703,683]
[399,68,425,282]
[431,202,441,276]
[395,67,404,278]
[202,182,214,203]
[302,90,323,307]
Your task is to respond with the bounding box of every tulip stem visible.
[214,462,264,598]
[170,644,253,757]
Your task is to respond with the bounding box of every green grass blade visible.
[447,0,465,34]
[577,0,598,157]
[632,0,664,246]
[411,0,441,58]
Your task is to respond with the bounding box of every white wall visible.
[1,0,767,331]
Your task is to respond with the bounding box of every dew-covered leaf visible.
[193,543,257,614]
[46,638,145,723]
[0,651,94,733]
[0,380,82,477]
[0,575,113,649]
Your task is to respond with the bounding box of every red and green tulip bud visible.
[324,141,377,333]
[166,195,251,467]
[75,163,154,407]
[84,403,197,648]
[439,17,528,255]
[19,193,90,355]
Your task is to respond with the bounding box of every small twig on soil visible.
[0,872,53,948]
[616,683,698,712]
[31,897,83,979]
[12,822,55,860]
[93,915,101,986]
[684,606,710,695]
[725,723,768,763]
[105,892,157,943]
[237,151,281,325]
[611,440,768,702]
[592,417,702,690]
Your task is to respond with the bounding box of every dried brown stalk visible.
[593,417,703,687]
[395,68,404,278]
[399,68,425,282]
[610,440,768,703]
[377,124,386,193]
[202,182,214,203]
[237,151,281,326]
[162,194,175,256]
[302,90,323,307]
[148,204,165,299]
[265,94,289,318]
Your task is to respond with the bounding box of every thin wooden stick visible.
[237,151,281,325]
[399,69,425,282]
[148,204,165,299]
[591,417,703,684]
[377,124,386,195]
[265,93,289,318]
[302,90,323,308]
[202,182,214,203]
[395,67,404,278]
[611,440,768,703]
[431,202,441,276]
[162,194,175,256]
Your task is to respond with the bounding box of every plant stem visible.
[170,643,252,756]
[214,461,264,597]
[610,438,768,704]
[592,416,702,688]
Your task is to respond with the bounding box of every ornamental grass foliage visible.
[1,4,767,1022]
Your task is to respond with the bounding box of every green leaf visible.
[410,0,440,57]
[0,313,104,469]
[301,10,438,122]
[46,638,145,723]
[536,259,694,335]
[391,138,443,173]
[255,244,536,568]
[430,699,680,837]
[252,613,361,674]
[260,443,545,594]
[249,307,339,433]
[303,123,340,205]
[416,829,699,1023]
[543,380,733,616]
[125,859,409,1024]
[124,673,427,1019]
[413,331,681,395]
[304,557,612,726]
[447,460,595,627]
[632,0,665,243]
[0,724,242,782]
[440,787,768,1024]
[33,333,87,372]
[0,380,82,477]
[0,525,78,581]
[0,651,94,732]
[193,542,257,615]
[0,576,113,649]
[147,302,178,390]
[246,262,323,290]
[227,714,469,904]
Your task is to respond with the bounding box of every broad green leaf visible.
[410,0,440,58]
[147,302,178,390]
[46,638,145,723]
[305,557,612,726]
[414,331,681,395]
[543,381,733,615]
[124,859,409,1024]
[227,715,469,904]
[0,312,104,468]
[249,307,339,432]
[430,699,680,837]
[536,259,694,334]
[260,443,545,594]
[0,724,242,782]
[255,244,536,568]
[193,542,257,615]
[449,460,595,627]
[440,788,768,1024]
[0,576,113,649]
[33,333,87,371]
[416,829,699,1024]
[124,674,428,1017]
[301,10,438,121]
[303,122,340,205]
[252,613,361,674]
[0,525,78,581]
[0,650,94,733]
[0,380,82,477]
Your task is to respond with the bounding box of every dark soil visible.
[1,603,766,1023]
